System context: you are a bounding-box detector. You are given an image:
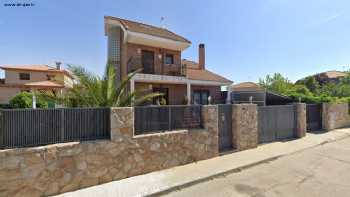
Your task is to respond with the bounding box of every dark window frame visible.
[19,73,30,80]
[193,90,210,105]
[153,87,169,105]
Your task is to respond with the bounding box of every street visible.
[164,137,350,197]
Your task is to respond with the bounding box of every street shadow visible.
[307,129,328,135]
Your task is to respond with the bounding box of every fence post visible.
[232,104,258,151]
[0,110,3,148]
[168,106,172,131]
[60,109,65,141]
[295,103,306,138]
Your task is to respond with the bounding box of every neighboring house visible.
[296,70,347,85]
[104,16,232,105]
[0,64,74,104]
[231,82,293,106]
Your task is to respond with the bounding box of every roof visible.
[182,59,200,69]
[23,81,65,88]
[231,82,265,91]
[182,60,232,84]
[318,70,347,79]
[105,16,191,44]
[0,80,65,89]
[0,65,74,78]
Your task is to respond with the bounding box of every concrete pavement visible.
[56,128,350,197]
[165,134,350,197]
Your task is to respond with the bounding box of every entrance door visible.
[218,104,233,152]
[306,104,322,131]
[142,50,154,74]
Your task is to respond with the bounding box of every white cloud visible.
[314,12,343,26]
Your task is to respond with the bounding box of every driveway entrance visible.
[258,105,296,143]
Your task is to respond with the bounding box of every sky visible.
[1,0,350,83]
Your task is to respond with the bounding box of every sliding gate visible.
[258,105,296,143]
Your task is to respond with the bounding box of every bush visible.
[287,92,333,104]
[9,92,48,109]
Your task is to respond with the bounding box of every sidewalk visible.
[56,128,350,197]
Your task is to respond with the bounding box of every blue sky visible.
[1,0,350,83]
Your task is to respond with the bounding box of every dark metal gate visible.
[258,105,296,143]
[218,104,233,152]
[306,104,322,131]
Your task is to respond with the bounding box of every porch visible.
[131,73,231,105]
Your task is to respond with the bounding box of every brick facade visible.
[125,43,182,76]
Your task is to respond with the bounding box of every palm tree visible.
[44,63,162,107]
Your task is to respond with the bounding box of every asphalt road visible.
[164,137,350,197]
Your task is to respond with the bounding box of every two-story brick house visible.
[104,16,232,105]
[0,64,74,104]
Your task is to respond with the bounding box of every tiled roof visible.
[319,71,347,78]
[231,82,265,91]
[24,81,65,88]
[0,80,65,89]
[182,59,200,69]
[182,60,232,84]
[105,16,191,44]
[0,65,74,78]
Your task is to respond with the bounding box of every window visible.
[47,74,55,81]
[19,73,30,80]
[153,87,169,105]
[193,90,210,105]
[165,54,174,65]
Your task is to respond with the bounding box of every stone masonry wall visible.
[295,103,306,138]
[322,103,350,130]
[232,104,258,151]
[0,106,219,197]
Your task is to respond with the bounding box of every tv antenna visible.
[160,16,166,28]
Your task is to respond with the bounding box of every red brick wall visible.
[191,85,224,104]
[135,82,224,105]
[125,43,181,76]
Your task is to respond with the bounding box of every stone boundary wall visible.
[295,103,306,138]
[232,104,258,151]
[322,103,350,130]
[0,106,219,197]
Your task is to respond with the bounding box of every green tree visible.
[296,76,320,94]
[44,64,162,107]
[9,92,48,108]
[288,84,313,96]
[259,73,293,94]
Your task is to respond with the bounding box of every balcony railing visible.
[127,56,186,77]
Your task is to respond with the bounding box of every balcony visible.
[127,56,186,77]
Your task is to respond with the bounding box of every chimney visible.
[198,43,205,70]
[55,61,62,70]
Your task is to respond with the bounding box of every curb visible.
[146,132,350,196]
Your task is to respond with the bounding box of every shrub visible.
[9,92,48,109]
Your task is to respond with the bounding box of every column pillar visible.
[232,104,258,151]
[130,79,135,105]
[226,88,232,104]
[130,79,135,92]
[187,82,191,105]
[295,103,306,138]
[31,89,36,109]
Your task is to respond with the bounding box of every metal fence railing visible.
[134,105,203,135]
[0,108,110,149]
